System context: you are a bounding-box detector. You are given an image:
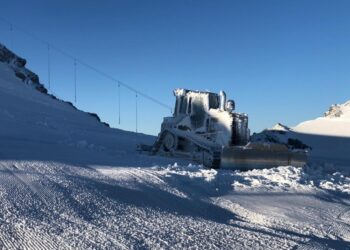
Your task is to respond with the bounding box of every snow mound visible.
[231,166,311,192]
[231,166,350,195]
[319,172,350,195]
[161,163,218,182]
[149,164,350,195]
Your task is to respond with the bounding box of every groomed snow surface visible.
[0,162,349,249]
[0,58,350,249]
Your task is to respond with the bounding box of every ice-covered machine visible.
[146,88,307,170]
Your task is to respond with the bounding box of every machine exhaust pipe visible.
[219,91,226,111]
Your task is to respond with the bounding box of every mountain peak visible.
[324,100,350,119]
[271,123,291,132]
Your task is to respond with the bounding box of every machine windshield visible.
[208,94,219,109]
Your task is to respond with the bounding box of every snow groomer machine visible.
[144,88,307,170]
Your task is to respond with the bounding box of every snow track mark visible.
[0,162,62,250]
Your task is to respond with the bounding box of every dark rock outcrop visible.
[0,43,44,92]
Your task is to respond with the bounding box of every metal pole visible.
[47,43,51,90]
[74,59,77,103]
[10,24,13,49]
[118,81,121,125]
[136,92,138,133]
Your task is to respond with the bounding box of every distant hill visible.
[293,100,350,137]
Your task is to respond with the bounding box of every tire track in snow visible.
[34,162,130,249]
[338,208,350,225]
[314,205,350,242]
[9,161,129,249]
[97,167,188,199]
[9,164,54,207]
[0,162,61,250]
[95,167,303,249]
[2,160,348,249]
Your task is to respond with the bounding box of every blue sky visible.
[1,0,350,135]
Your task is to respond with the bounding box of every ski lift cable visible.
[0,16,172,112]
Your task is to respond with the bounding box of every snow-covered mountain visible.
[252,101,350,171]
[294,100,350,137]
[291,101,350,169]
[0,43,47,94]
[0,44,349,249]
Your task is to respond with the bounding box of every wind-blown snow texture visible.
[0,46,349,249]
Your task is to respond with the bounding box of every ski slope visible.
[0,47,350,249]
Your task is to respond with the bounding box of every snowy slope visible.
[291,101,350,169]
[252,101,350,172]
[294,101,350,137]
[0,60,159,166]
[0,45,349,249]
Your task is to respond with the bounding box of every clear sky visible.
[1,0,349,135]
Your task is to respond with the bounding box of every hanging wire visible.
[47,43,51,90]
[118,81,121,125]
[0,16,174,135]
[0,16,171,112]
[74,59,77,103]
[135,92,138,133]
